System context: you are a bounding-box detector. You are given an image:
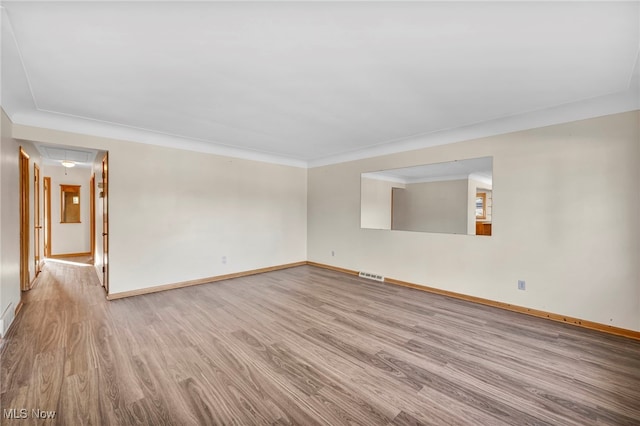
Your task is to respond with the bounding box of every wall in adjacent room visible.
[41,164,92,255]
[360,177,403,230]
[392,179,468,234]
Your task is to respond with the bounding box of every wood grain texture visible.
[106,261,308,300]
[14,301,24,316]
[48,252,92,259]
[1,261,639,425]
[311,261,640,340]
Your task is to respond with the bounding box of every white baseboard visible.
[0,302,15,337]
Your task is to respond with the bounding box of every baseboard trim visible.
[307,262,640,341]
[106,261,307,300]
[49,252,91,259]
[14,300,24,316]
[1,301,24,339]
[306,261,360,276]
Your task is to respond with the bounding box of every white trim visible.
[10,109,308,168]
[2,4,639,169]
[7,90,639,170]
[308,89,640,168]
[406,175,469,185]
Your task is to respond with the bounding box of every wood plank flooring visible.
[1,260,639,425]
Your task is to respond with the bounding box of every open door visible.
[34,163,42,275]
[101,153,109,292]
[43,177,51,258]
[19,147,30,291]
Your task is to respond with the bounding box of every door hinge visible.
[102,266,106,273]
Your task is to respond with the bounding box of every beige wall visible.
[392,179,468,234]
[0,109,20,335]
[5,110,639,332]
[42,164,92,255]
[12,123,308,296]
[360,177,403,230]
[0,109,43,335]
[308,111,640,331]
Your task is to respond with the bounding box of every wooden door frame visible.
[43,177,52,258]
[390,187,394,230]
[90,173,96,264]
[101,153,109,293]
[19,147,30,291]
[33,163,42,276]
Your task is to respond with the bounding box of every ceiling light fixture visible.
[61,160,76,168]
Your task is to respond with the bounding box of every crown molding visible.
[9,109,308,168]
[307,88,640,168]
[3,5,638,170]
[7,87,638,170]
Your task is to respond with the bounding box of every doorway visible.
[20,143,110,297]
[101,153,109,292]
[90,173,96,263]
[19,147,30,291]
[34,163,42,276]
[43,177,52,258]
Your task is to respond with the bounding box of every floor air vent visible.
[358,271,385,282]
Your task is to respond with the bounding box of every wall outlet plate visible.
[518,280,526,290]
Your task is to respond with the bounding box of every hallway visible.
[0,260,106,422]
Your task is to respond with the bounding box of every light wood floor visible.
[45,255,94,265]
[1,261,639,425]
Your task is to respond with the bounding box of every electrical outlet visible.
[518,280,526,290]
[331,250,335,257]
[222,256,227,264]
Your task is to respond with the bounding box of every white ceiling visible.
[362,156,492,185]
[1,2,639,168]
[34,142,99,168]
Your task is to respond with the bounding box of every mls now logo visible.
[3,408,57,419]
[3,409,28,419]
